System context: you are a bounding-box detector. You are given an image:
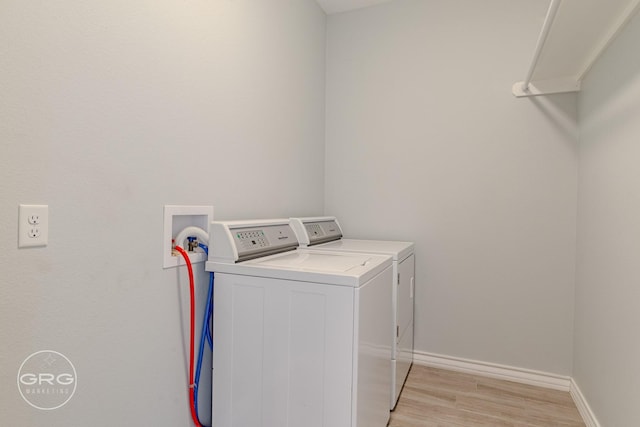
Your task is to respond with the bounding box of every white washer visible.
[206,219,393,427]
[290,217,415,409]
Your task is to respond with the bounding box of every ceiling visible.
[316,0,394,15]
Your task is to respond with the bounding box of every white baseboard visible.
[413,350,571,391]
[413,351,603,425]
[570,378,601,427]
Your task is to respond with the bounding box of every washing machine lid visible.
[312,239,414,261]
[207,249,392,287]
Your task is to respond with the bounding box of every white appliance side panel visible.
[288,291,325,426]
[390,259,399,410]
[213,275,265,427]
[397,254,415,340]
[353,266,393,427]
[391,261,399,359]
[213,273,355,427]
[390,359,397,409]
[394,321,414,407]
[232,284,265,426]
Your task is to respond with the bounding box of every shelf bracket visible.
[512,78,581,98]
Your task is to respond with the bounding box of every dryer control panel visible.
[290,217,343,247]
[210,219,299,263]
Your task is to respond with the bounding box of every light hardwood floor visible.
[389,365,586,427]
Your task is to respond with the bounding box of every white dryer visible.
[290,217,415,409]
[205,219,393,427]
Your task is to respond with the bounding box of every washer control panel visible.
[232,224,298,261]
[210,220,299,263]
[235,229,269,251]
[290,217,344,246]
[305,223,325,239]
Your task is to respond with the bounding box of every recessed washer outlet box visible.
[163,205,214,269]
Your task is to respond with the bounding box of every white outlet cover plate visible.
[163,205,214,269]
[19,204,48,248]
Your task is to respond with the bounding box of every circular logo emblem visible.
[17,350,77,410]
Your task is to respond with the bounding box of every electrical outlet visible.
[19,204,48,248]
[163,205,214,269]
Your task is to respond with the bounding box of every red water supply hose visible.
[174,246,202,427]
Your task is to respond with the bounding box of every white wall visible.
[575,11,640,427]
[0,1,325,425]
[325,0,578,374]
